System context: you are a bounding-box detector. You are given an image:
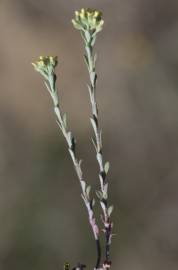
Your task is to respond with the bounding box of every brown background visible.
[0,0,178,269]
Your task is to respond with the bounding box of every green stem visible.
[83,32,113,265]
[44,73,101,270]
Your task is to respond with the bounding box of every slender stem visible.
[45,73,101,269]
[82,32,113,266]
[95,239,102,269]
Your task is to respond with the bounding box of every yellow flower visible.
[72,8,104,33]
[32,56,58,77]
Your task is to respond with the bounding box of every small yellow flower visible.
[94,11,99,18]
[81,8,85,15]
[75,10,79,17]
[32,56,58,77]
[72,8,104,33]
[32,56,57,67]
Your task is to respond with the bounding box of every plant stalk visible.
[45,72,102,270]
[83,33,113,267]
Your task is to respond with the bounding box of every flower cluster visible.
[72,8,104,33]
[32,56,58,78]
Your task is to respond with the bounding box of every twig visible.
[32,56,101,269]
[72,9,114,268]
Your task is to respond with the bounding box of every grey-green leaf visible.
[108,205,114,216]
[63,113,67,128]
[90,118,97,135]
[104,161,110,174]
[92,198,95,207]
[96,190,103,200]
[85,30,91,43]
[81,180,86,192]
[86,185,91,197]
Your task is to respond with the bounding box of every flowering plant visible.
[32,8,115,270]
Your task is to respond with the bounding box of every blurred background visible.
[0,0,178,269]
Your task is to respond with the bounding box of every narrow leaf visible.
[91,137,97,152]
[99,174,104,189]
[90,71,97,86]
[93,53,97,66]
[103,183,108,195]
[91,36,96,47]
[44,81,51,93]
[81,180,86,192]
[96,152,103,171]
[79,159,83,167]
[54,106,60,120]
[90,118,97,135]
[67,131,72,147]
[108,205,114,217]
[96,190,103,200]
[63,113,67,128]
[86,185,91,197]
[85,30,91,43]
[92,198,95,207]
[100,201,106,212]
[104,162,110,174]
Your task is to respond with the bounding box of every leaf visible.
[75,164,82,179]
[90,71,97,86]
[85,30,91,43]
[104,162,110,174]
[81,180,86,192]
[103,184,108,200]
[90,118,97,135]
[54,106,60,120]
[63,113,67,128]
[91,137,97,152]
[91,35,96,47]
[96,152,103,170]
[108,205,114,217]
[93,53,97,66]
[99,174,104,189]
[44,81,51,93]
[67,131,72,147]
[87,83,92,94]
[79,159,83,167]
[86,45,91,57]
[72,19,83,30]
[92,198,95,207]
[96,190,103,200]
[87,84,94,104]
[103,183,108,195]
[100,201,106,212]
[86,185,91,197]
[91,101,98,117]
[99,130,102,148]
